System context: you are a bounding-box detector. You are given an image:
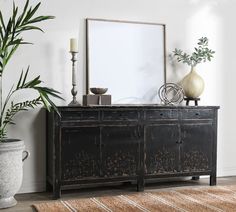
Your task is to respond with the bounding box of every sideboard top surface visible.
[54,105,220,110]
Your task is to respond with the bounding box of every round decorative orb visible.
[90,87,108,95]
[158,83,184,105]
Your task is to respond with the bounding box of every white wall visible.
[0,0,235,193]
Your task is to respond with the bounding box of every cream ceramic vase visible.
[180,66,204,98]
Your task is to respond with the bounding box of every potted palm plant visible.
[0,0,62,208]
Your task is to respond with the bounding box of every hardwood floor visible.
[3,176,236,212]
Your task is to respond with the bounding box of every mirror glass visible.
[86,19,166,104]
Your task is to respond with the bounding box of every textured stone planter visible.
[0,139,29,209]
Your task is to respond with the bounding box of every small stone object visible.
[90,88,108,95]
[158,83,184,105]
[83,94,111,105]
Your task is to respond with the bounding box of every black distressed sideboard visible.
[46,105,219,199]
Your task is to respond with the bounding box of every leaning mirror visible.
[86,19,166,104]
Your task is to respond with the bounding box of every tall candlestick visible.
[68,51,80,106]
[70,38,78,52]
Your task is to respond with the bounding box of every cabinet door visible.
[181,123,213,172]
[145,124,180,175]
[101,126,139,178]
[61,127,100,181]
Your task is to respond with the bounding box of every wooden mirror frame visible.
[86,18,166,104]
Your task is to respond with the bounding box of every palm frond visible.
[0,97,42,139]
[0,0,55,75]
[0,0,59,140]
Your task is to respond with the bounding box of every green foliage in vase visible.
[0,0,63,140]
[173,37,215,67]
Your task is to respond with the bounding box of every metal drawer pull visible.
[195,113,200,116]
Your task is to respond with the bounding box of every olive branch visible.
[173,37,215,67]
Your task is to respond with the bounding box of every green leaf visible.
[6,17,12,35]
[9,38,23,45]
[36,87,64,100]
[40,92,60,116]
[0,10,6,32]
[27,15,55,25]
[17,0,29,26]
[3,42,20,68]
[22,75,41,88]
[0,25,4,41]
[16,25,44,33]
[11,3,18,40]
[40,93,51,111]
[23,2,41,23]
[22,66,30,86]
[16,70,24,89]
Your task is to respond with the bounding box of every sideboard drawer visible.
[180,109,214,120]
[102,110,139,121]
[61,110,99,121]
[145,109,178,120]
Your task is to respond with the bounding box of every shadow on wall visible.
[211,0,236,173]
[43,41,68,105]
[31,108,46,191]
[167,0,223,84]
[8,108,46,193]
[184,0,236,174]
[166,53,185,83]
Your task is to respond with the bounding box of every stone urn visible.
[180,66,205,98]
[0,139,29,209]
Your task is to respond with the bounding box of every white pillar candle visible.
[70,38,78,52]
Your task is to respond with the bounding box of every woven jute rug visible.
[33,185,236,212]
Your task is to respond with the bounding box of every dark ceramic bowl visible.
[90,87,108,95]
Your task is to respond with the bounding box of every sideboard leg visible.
[192,176,200,180]
[137,178,144,192]
[53,183,61,199]
[46,181,52,192]
[210,174,217,186]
